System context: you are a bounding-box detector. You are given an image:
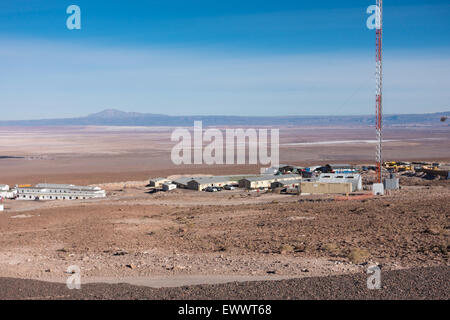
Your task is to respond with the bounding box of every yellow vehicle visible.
[383,161,398,171]
[383,161,412,172]
[396,164,412,172]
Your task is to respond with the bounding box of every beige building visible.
[239,174,300,189]
[187,176,235,191]
[149,177,171,188]
[300,182,353,194]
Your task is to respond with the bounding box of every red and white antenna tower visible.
[375,0,383,183]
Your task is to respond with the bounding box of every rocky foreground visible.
[0,266,448,300]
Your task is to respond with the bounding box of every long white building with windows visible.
[15,183,106,201]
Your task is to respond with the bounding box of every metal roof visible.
[274,179,303,186]
[319,173,360,180]
[242,174,300,182]
[173,177,203,185]
[326,164,354,169]
[188,176,234,184]
[150,177,168,182]
[32,183,100,191]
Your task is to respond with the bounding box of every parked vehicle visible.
[204,186,218,192]
[224,185,235,190]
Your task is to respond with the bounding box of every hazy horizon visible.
[1,0,449,120]
[1,108,450,122]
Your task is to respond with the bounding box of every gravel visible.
[1,266,448,300]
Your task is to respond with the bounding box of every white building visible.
[0,184,16,199]
[162,183,177,191]
[15,183,106,201]
[318,173,362,192]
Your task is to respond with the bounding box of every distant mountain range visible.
[0,109,449,127]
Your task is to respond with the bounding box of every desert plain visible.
[0,125,448,299]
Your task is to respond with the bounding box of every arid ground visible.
[0,125,448,299]
[0,125,449,186]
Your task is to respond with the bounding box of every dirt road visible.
[0,266,448,300]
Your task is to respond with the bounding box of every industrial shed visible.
[172,177,198,189]
[239,174,300,189]
[318,173,362,192]
[187,176,235,191]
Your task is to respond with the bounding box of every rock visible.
[125,264,136,269]
[113,251,128,256]
[424,227,441,235]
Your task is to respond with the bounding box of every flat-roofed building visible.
[239,174,300,189]
[149,177,171,188]
[318,173,362,192]
[300,181,353,194]
[162,183,177,191]
[15,183,106,201]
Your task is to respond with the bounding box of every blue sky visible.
[0,0,449,119]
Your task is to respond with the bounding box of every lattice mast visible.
[375,0,383,183]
